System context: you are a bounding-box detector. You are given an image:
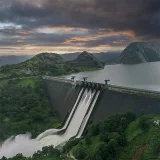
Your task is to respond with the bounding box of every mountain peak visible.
[81,51,89,54]
[68,51,104,68]
[116,42,160,64]
[77,51,93,59]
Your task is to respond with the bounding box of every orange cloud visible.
[16,30,33,35]
[64,29,136,44]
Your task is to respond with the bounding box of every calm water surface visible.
[63,62,160,91]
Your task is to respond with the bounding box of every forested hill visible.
[116,42,160,64]
[0,53,70,78]
[0,52,104,80]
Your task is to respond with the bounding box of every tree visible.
[87,123,100,136]
[42,146,48,156]
[139,116,149,130]
[73,146,86,159]
[48,146,60,157]
[64,139,80,152]
[125,111,136,123]
[1,157,7,160]
[107,139,119,159]
[100,132,109,142]
[108,132,121,142]
[85,136,91,145]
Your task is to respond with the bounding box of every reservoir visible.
[64,62,160,91]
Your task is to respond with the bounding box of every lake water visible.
[64,62,160,91]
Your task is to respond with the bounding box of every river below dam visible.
[64,62,160,91]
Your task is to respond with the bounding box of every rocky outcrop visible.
[68,51,105,68]
[116,42,160,64]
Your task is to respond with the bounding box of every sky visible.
[0,0,160,55]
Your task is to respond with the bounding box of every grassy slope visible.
[18,78,36,88]
[120,115,160,160]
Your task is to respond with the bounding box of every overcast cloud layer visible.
[0,0,160,55]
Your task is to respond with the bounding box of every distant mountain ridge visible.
[1,41,159,69]
[61,52,120,63]
[116,42,160,64]
[94,52,120,64]
[0,55,32,66]
[0,51,119,67]
[67,51,105,68]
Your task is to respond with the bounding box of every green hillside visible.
[0,52,103,80]
[1,112,160,160]
[67,113,160,160]
[0,53,73,79]
[0,77,61,141]
[120,115,160,160]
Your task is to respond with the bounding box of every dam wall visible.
[44,78,160,124]
[92,89,160,122]
[43,79,81,122]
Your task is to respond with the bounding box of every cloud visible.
[0,0,159,36]
[0,0,160,55]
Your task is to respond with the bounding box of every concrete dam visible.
[37,76,160,148]
[37,77,104,147]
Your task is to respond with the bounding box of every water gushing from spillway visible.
[38,88,96,147]
[36,88,85,141]
[0,134,39,159]
[0,87,100,158]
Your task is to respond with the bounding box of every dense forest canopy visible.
[0,77,61,141]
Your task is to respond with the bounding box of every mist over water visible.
[0,134,39,158]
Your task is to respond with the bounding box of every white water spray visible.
[0,134,39,159]
[38,89,96,147]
